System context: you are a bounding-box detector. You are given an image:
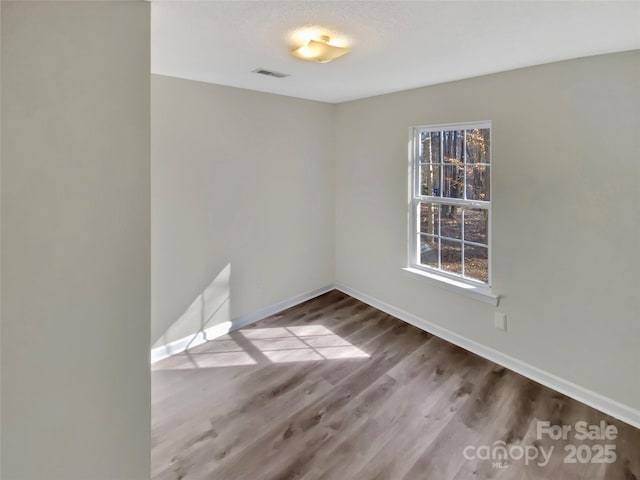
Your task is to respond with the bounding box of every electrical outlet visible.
[495,312,507,331]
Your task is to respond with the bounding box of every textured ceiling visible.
[151,1,640,103]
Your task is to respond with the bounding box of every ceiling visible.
[151,1,640,103]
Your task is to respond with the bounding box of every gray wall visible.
[1,3,150,479]
[152,75,335,348]
[335,51,640,412]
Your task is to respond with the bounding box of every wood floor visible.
[152,290,640,480]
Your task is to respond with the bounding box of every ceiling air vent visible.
[252,68,289,79]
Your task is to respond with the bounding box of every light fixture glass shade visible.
[291,36,349,63]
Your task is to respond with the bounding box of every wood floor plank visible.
[204,323,430,479]
[153,369,332,477]
[151,290,640,480]
[346,370,474,480]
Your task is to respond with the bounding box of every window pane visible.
[442,165,464,199]
[420,164,441,196]
[441,239,462,274]
[419,203,439,236]
[419,131,428,162]
[440,206,461,239]
[419,235,438,268]
[464,244,488,283]
[466,166,490,201]
[419,131,442,164]
[427,132,442,163]
[463,208,488,245]
[442,130,464,165]
[421,131,441,164]
[465,129,490,164]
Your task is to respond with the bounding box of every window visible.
[409,122,491,287]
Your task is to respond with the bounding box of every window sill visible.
[402,267,500,306]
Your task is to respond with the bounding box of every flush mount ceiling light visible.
[291,35,350,63]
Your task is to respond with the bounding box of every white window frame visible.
[405,121,498,305]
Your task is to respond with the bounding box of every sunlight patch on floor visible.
[238,325,370,363]
[166,351,257,369]
[158,324,371,368]
[155,325,370,370]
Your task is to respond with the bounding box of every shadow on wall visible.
[152,263,232,358]
[153,325,371,371]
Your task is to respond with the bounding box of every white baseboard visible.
[335,282,640,430]
[150,284,334,364]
